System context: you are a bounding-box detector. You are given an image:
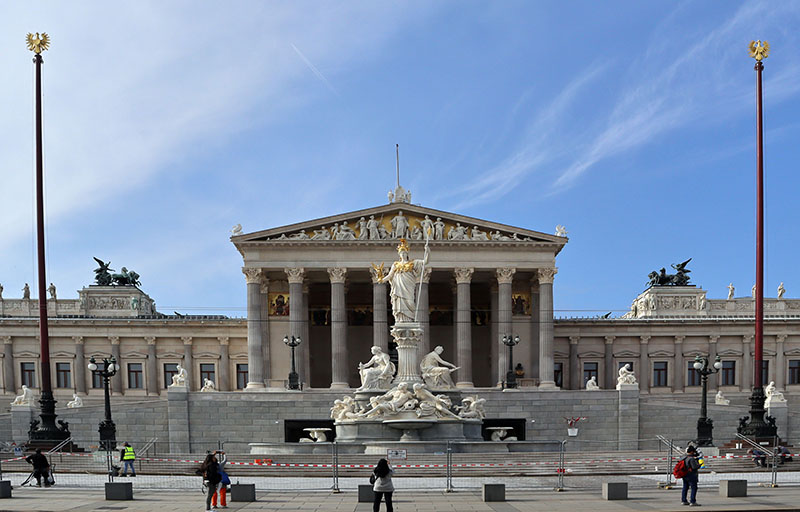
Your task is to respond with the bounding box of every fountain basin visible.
[383,419,436,441]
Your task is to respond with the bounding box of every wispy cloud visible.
[291,43,339,96]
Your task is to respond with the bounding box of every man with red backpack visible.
[675,445,702,506]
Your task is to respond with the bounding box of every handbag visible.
[369,473,377,485]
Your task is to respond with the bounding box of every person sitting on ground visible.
[778,445,792,464]
[25,448,51,487]
[749,447,767,467]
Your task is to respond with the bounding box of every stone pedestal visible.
[627,286,707,318]
[391,323,423,386]
[482,484,505,502]
[767,400,788,440]
[231,483,256,502]
[719,480,747,497]
[602,482,628,500]
[358,484,375,502]
[167,387,190,453]
[11,404,35,445]
[617,387,640,450]
[0,480,11,499]
[105,482,133,500]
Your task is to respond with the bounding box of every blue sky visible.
[1,1,799,318]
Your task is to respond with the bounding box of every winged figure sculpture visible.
[748,40,769,62]
[26,32,51,54]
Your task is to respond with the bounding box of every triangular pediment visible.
[649,350,675,358]
[232,203,566,250]
[577,350,604,359]
[717,349,743,357]
[614,350,639,358]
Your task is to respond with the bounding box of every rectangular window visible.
[236,364,248,390]
[128,363,143,389]
[200,363,215,384]
[760,360,769,387]
[92,370,103,389]
[554,362,563,388]
[687,361,701,386]
[722,361,736,386]
[653,361,668,387]
[56,363,71,388]
[21,362,36,388]
[164,363,178,389]
[789,360,800,385]
[618,361,634,372]
[583,362,598,385]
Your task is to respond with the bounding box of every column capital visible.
[242,267,264,284]
[674,335,685,344]
[284,267,305,284]
[1,336,11,344]
[145,336,157,345]
[453,267,474,284]
[569,335,580,345]
[259,278,270,295]
[496,268,516,285]
[537,267,558,284]
[604,335,616,344]
[218,336,230,345]
[327,267,347,284]
[742,334,753,344]
[777,334,788,343]
[709,335,719,344]
[182,336,193,345]
[108,336,120,345]
[639,335,650,344]
[422,267,433,284]
[369,265,386,284]
[72,336,84,344]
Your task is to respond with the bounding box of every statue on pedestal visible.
[22,284,30,300]
[66,393,83,408]
[379,239,429,323]
[778,282,786,299]
[617,364,637,386]
[420,346,458,388]
[715,390,730,405]
[170,364,187,387]
[727,283,735,300]
[765,381,786,407]
[11,385,33,406]
[359,383,416,418]
[357,346,395,391]
[201,378,216,392]
[456,396,486,419]
[413,383,460,419]
[585,376,600,390]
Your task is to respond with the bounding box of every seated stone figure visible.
[420,346,458,388]
[331,396,364,421]
[66,393,83,408]
[357,346,395,391]
[765,381,786,406]
[617,364,637,386]
[200,378,216,392]
[456,396,486,419]
[170,364,187,387]
[715,390,730,405]
[585,376,600,390]
[11,385,33,406]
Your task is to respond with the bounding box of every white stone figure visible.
[378,224,390,240]
[360,383,417,418]
[420,346,458,388]
[410,225,423,240]
[331,396,363,421]
[366,215,381,240]
[617,364,637,386]
[287,231,310,240]
[391,211,410,239]
[22,284,30,300]
[11,385,33,406]
[412,383,460,419]
[230,224,243,236]
[765,381,786,407]
[752,284,757,298]
[715,390,730,406]
[388,190,394,203]
[66,393,83,408]
[335,221,357,240]
[433,217,445,240]
[48,283,56,300]
[310,226,331,240]
[201,378,216,392]
[380,239,429,323]
[420,215,434,238]
[447,223,468,240]
[488,427,517,441]
[471,226,489,241]
[357,346,396,391]
[727,283,735,300]
[456,396,486,419]
[330,223,340,239]
[357,217,368,240]
[555,225,568,237]
[170,364,187,387]
[585,376,600,390]
[491,230,512,241]
[778,282,786,299]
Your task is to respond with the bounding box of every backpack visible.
[673,459,690,479]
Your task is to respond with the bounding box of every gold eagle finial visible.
[748,40,769,62]
[26,32,51,54]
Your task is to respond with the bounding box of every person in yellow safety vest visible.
[120,442,136,477]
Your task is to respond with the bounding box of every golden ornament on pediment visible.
[26,32,50,54]
[748,40,769,61]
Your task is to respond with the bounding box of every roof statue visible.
[555,225,568,237]
[93,257,141,287]
[647,258,692,287]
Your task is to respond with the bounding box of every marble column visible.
[244,267,266,390]
[742,335,753,390]
[418,268,432,357]
[496,268,515,386]
[673,336,684,392]
[529,280,540,380]
[638,335,650,392]
[708,335,719,390]
[328,267,348,389]
[537,268,557,389]
[182,337,193,390]
[285,268,305,386]
[370,266,389,352]
[218,337,230,391]
[569,336,580,390]
[604,336,615,390]
[73,336,87,395]
[490,284,499,386]
[301,283,311,383]
[776,334,787,390]
[145,336,158,395]
[109,337,123,395]
[2,337,13,393]
[454,268,474,388]
[259,279,271,382]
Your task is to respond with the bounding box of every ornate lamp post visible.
[88,356,118,450]
[284,336,301,390]
[502,334,520,389]
[693,355,722,446]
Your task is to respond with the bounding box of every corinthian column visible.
[328,267,349,389]
[674,336,684,392]
[537,267,557,389]
[110,337,123,395]
[285,267,305,386]
[218,337,230,391]
[569,336,580,390]
[776,334,787,389]
[454,268,474,388]
[73,336,87,395]
[418,268,432,357]
[243,267,265,390]
[182,337,194,390]
[370,266,389,352]
[145,336,158,395]
[490,284,499,385]
[259,279,271,382]
[496,268,515,385]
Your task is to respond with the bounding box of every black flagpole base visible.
[737,387,778,440]
[99,419,117,451]
[696,417,714,447]
[28,392,71,448]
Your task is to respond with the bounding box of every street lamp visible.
[88,356,118,450]
[283,336,301,390]
[693,355,722,446]
[502,334,521,389]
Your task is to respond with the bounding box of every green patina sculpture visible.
[93,257,141,287]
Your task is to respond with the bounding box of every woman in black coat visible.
[199,452,221,512]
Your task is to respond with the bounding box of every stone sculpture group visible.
[616,364,637,388]
[11,385,33,406]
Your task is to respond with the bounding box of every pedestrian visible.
[211,450,230,509]
[748,447,767,467]
[371,458,394,512]
[24,448,51,487]
[680,445,702,506]
[119,442,136,477]
[198,452,221,512]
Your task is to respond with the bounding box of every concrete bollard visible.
[482,483,505,502]
[719,480,747,497]
[231,483,256,502]
[358,484,375,503]
[602,482,628,500]
[105,482,133,500]
[0,480,11,499]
